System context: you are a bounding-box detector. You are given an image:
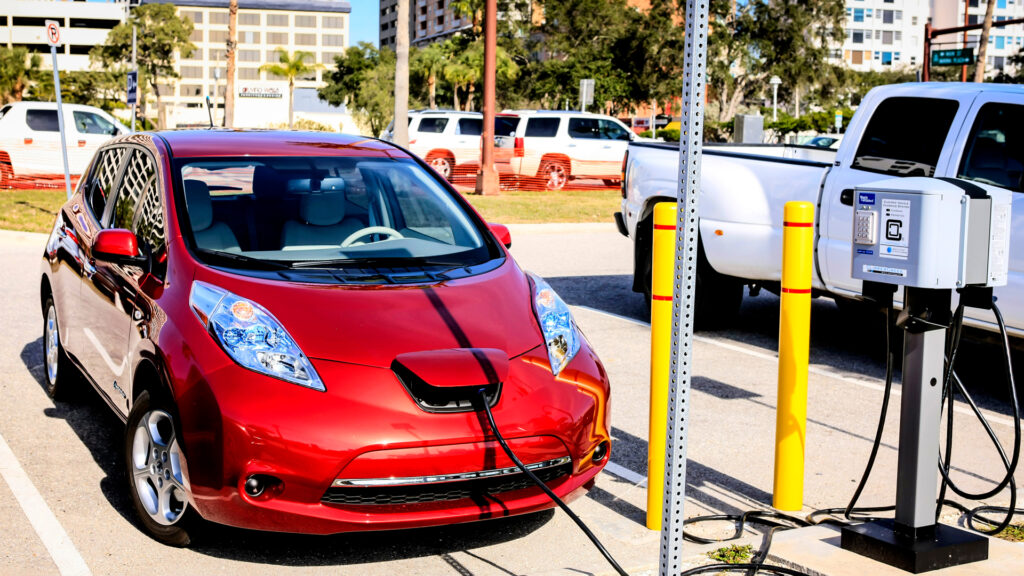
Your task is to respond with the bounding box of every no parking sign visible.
[45,19,61,47]
[44,19,72,199]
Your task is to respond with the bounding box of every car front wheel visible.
[125,390,199,547]
[426,153,454,180]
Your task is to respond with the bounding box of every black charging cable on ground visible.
[476,389,630,576]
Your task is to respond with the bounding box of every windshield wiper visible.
[289,256,466,269]
[199,249,291,270]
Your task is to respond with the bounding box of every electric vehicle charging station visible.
[841,177,1013,572]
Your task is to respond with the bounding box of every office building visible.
[932,0,1024,75]
[832,0,931,71]
[1,0,128,72]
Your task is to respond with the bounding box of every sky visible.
[348,1,380,48]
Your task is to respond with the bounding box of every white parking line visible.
[574,305,1018,429]
[0,433,91,576]
[603,461,647,487]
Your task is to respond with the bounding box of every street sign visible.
[579,78,595,111]
[932,48,975,66]
[45,19,61,47]
[126,71,138,106]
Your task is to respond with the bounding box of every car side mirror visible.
[488,223,511,249]
[93,229,147,266]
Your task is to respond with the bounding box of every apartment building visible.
[831,0,931,71]
[933,0,1024,75]
[1,0,127,72]
[380,0,473,49]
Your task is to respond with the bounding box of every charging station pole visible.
[659,0,709,573]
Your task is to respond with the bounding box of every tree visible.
[91,4,194,129]
[0,47,41,103]
[260,49,324,130]
[30,69,127,112]
[225,0,238,127]
[623,0,687,128]
[975,0,997,81]
[319,44,396,136]
[412,42,448,109]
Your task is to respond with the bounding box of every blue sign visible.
[858,192,876,205]
[126,71,138,105]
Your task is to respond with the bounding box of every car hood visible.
[194,258,544,368]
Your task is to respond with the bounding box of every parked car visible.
[618,82,1023,337]
[0,101,128,186]
[40,130,611,546]
[496,111,638,190]
[799,134,843,149]
[381,110,518,180]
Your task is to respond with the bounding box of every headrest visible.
[970,137,1005,170]
[300,192,346,226]
[184,179,212,231]
[252,166,282,199]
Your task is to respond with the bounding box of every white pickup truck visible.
[615,83,1023,337]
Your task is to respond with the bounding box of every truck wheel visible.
[425,153,454,180]
[538,160,569,191]
[639,234,742,330]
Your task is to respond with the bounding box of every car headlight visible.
[528,273,580,376]
[189,281,325,392]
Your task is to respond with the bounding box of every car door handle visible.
[602,145,612,149]
[568,144,576,148]
[840,189,854,206]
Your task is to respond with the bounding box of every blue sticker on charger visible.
[857,249,874,255]
[858,192,876,205]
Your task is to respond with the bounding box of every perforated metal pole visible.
[660,0,709,573]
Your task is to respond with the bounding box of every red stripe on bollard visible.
[654,224,675,230]
[781,288,811,294]
[652,295,672,301]
[783,222,813,227]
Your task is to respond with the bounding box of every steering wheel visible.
[341,226,404,247]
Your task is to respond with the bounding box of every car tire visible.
[42,296,77,401]
[603,179,620,187]
[426,153,454,181]
[0,159,12,189]
[538,160,569,191]
[125,390,200,547]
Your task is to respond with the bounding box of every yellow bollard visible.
[647,203,676,530]
[773,201,815,511]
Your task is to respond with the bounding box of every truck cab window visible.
[957,102,1024,192]
[852,97,958,177]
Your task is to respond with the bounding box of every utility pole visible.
[393,0,410,147]
[475,0,499,195]
[975,0,996,81]
[225,0,237,127]
[132,25,137,132]
[962,0,969,82]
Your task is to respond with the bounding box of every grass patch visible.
[460,188,621,224]
[0,189,65,233]
[707,544,753,564]
[996,523,1024,542]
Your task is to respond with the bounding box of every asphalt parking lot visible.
[1,224,1022,575]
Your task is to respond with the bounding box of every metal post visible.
[51,47,72,200]
[923,22,932,82]
[659,0,709,572]
[772,85,778,122]
[131,25,137,133]
[393,0,410,147]
[773,201,814,511]
[475,0,499,195]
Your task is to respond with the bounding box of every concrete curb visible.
[0,229,48,247]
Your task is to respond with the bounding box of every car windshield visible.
[176,156,491,270]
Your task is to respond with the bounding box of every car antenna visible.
[204,94,214,128]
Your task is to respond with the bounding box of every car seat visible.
[184,179,240,251]
[279,189,365,250]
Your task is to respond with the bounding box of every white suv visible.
[0,102,128,187]
[382,110,518,180]
[497,111,637,190]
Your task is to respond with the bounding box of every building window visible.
[295,33,316,46]
[853,8,864,22]
[238,68,260,80]
[209,30,229,43]
[267,32,288,45]
[208,48,226,61]
[997,36,1006,49]
[180,66,204,79]
[322,34,344,47]
[209,66,226,80]
[995,56,1005,69]
[912,16,918,25]
[998,0,1007,8]
[209,11,228,26]
[882,9,893,24]
[295,15,316,28]
[189,29,204,42]
[895,31,902,42]
[875,29,882,40]
[882,52,893,65]
[437,15,444,26]
[240,31,260,44]
[321,51,342,64]
[852,30,864,43]
[181,10,203,24]
[883,31,893,44]
[266,50,282,61]
[969,15,980,25]
[239,49,260,62]
[179,84,203,97]
[268,14,289,27]
[323,16,344,29]
[239,13,260,26]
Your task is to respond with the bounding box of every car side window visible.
[418,117,448,133]
[133,171,167,279]
[74,111,119,136]
[25,109,60,132]
[457,118,482,136]
[524,117,559,137]
[86,147,128,224]
[112,149,156,231]
[599,119,632,141]
[568,118,601,140]
[957,102,1024,193]
[852,97,959,177]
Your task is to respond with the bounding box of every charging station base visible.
[840,520,988,573]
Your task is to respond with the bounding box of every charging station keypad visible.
[854,210,877,245]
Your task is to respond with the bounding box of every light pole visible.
[213,68,221,126]
[769,75,781,123]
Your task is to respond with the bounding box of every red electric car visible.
[39,131,611,546]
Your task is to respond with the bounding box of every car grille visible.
[321,463,572,506]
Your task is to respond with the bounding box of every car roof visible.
[500,110,620,119]
[3,101,110,113]
[153,130,412,158]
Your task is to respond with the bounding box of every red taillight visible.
[620,150,629,199]
[408,139,417,145]
[514,137,524,158]
[24,138,33,145]
[78,140,86,147]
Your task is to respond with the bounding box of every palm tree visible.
[259,48,324,129]
[224,0,237,127]
[0,47,42,103]
[412,42,448,110]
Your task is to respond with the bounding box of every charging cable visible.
[476,388,629,576]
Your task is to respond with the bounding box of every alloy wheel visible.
[131,410,188,526]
